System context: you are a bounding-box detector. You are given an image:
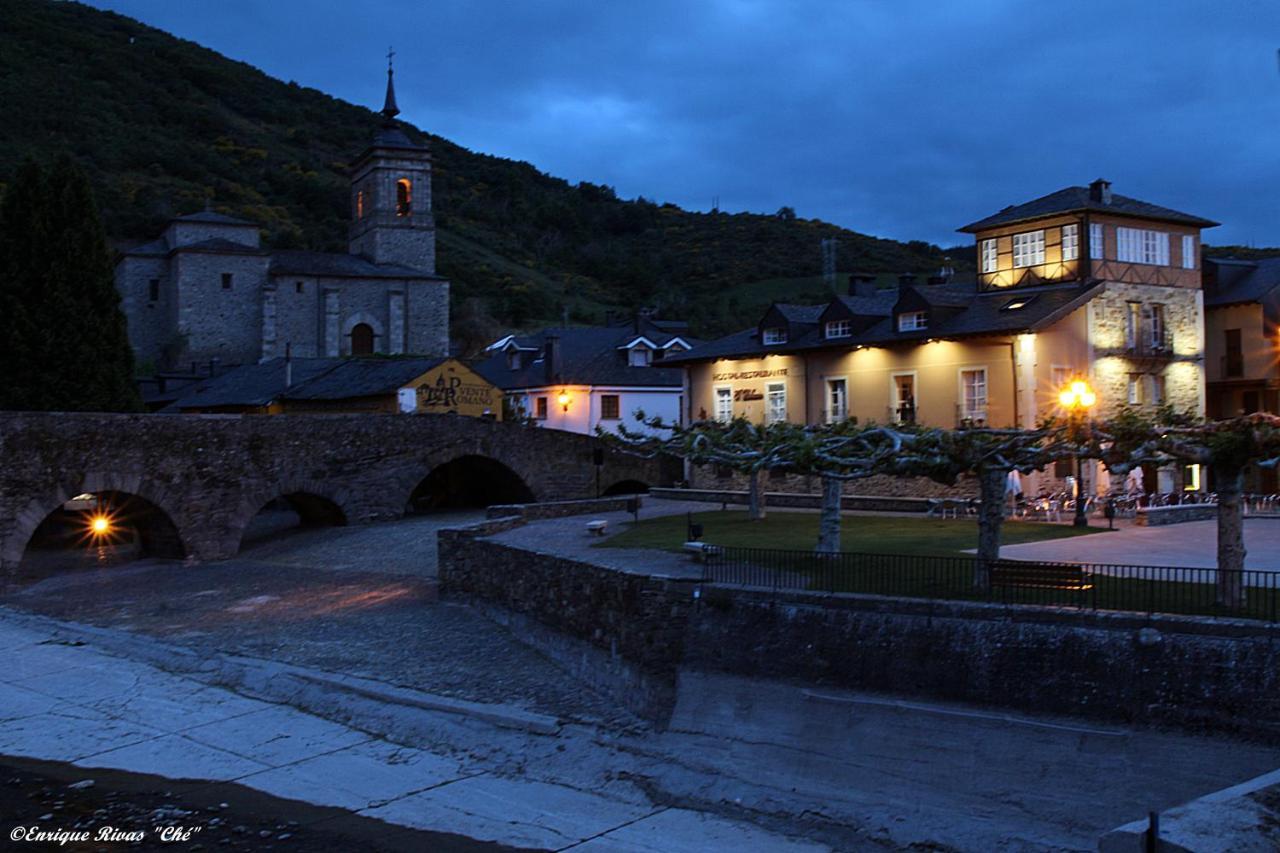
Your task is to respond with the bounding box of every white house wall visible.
[508,387,680,436]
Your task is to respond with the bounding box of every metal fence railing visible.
[702,546,1280,623]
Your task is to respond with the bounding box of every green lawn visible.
[598,510,1109,557]
[598,510,1279,622]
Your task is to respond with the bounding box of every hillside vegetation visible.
[0,0,981,338]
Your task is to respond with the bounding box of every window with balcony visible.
[762,327,787,345]
[1117,227,1170,265]
[1012,230,1045,268]
[824,320,851,339]
[981,238,998,273]
[1061,224,1079,261]
[1149,304,1166,349]
[897,311,927,332]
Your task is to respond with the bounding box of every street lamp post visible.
[1058,379,1097,528]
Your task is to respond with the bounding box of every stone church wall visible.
[174,251,270,366]
[115,255,172,367]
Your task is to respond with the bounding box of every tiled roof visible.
[268,251,440,280]
[281,357,447,400]
[668,281,1103,363]
[472,321,692,389]
[773,304,826,324]
[171,210,256,226]
[169,357,457,409]
[959,186,1218,232]
[168,359,337,409]
[1204,257,1280,307]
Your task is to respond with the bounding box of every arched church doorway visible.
[351,323,375,355]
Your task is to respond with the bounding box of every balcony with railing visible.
[1097,328,1178,360]
[956,406,988,428]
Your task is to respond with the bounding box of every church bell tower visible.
[348,53,436,273]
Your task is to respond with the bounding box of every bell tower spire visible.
[348,52,435,274]
[381,47,400,123]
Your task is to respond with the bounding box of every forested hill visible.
[3,0,967,337]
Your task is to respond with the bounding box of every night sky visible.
[87,0,1280,248]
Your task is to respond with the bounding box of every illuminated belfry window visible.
[356,190,365,219]
[396,179,412,216]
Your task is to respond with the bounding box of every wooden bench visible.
[683,541,723,562]
[990,561,1092,591]
[585,520,608,536]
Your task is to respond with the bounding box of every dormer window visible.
[824,320,851,339]
[762,327,787,345]
[1012,230,1045,268]
[897,311,927,332]
[506,349,521,370]
[628,347,651,367]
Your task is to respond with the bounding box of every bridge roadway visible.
[0,411,674,570]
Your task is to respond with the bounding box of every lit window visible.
[1062,224,1079,261]
[824,320,851,339]
[765,382,787,424]
[535,396,548,419]
[356,190,365,219]
[898,311,927,332]
[1181,235,1195,269]
[600,394,620,419]
[1090,222,1105,259]
[961,369,987,419]
[1117,227,1169,265]
[396,179,412,216]
[981,238,998,273]
[1012,230,1045,268]
[762,327,787,345]
[715,387,733,423]
[628,347,651,367]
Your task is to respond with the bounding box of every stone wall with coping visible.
[438,524,701,721]
[687,465,979,499]
[1135,504,1218,526]
[485,496,644,521]
[439,532,1280,739]
[649,488,933,514]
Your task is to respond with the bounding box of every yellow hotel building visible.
[669,180,1218,496]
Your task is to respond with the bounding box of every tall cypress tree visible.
[0,157,141,411]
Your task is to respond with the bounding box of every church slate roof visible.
[268,250,440,280]
[171,210,256,226]
[958,186,1218,232]
[1203,257,1280,308]
[473,322,692,390]
[167,359,338,409]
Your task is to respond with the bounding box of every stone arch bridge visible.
[0,412,675,570]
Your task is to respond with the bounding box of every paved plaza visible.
[996,517,1280,568]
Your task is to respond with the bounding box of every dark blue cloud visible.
[88,0,1280,247]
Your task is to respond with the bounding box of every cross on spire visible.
[380,46,400,122]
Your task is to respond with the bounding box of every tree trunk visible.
[747,470,767,521]
[815,476,842,553]
[1216,466,1247,610]
[974,466,1007,591]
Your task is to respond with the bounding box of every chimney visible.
[848,273,878,297]
[544,334,562,384]
[898,273,917,289]
[284,342,292,388]
[1089,178,1112,205]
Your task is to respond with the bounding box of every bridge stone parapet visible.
[0,411,675,569]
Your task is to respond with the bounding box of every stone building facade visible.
[115,67,448,369]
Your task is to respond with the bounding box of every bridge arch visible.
[6,473,189,568]
[230,480,353,552]
[403,453,536,513]
[602,479,650,497]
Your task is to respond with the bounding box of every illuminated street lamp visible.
[557,390,571,412]
[1058,379,1097,528]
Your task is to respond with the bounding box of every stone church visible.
[116,66,449,368]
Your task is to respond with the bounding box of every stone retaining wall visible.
[649,488,932,514]
[486,496,643,521]
[1135,504,1218,526]
[439,531,1280,738]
